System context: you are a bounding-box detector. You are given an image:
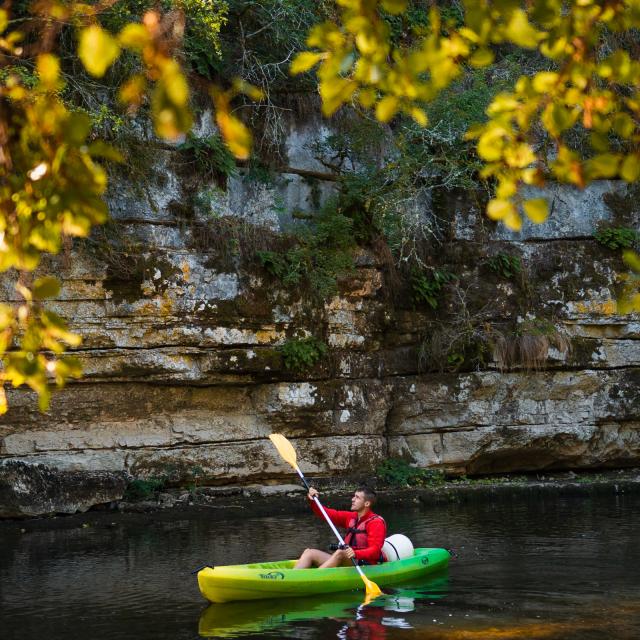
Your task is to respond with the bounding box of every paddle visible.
[268,433,383,598]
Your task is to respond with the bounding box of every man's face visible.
[351,491,368,511]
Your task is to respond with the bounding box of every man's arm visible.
[307,488,352,528]
[353,518,386,563]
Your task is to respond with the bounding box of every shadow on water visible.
[198,573,449,638]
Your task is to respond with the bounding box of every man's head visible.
[351,486,377,514]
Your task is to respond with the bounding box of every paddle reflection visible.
[198,573,448,638]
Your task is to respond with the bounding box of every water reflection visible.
[198,574,448,638]
[1,494,639,640]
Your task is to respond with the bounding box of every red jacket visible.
[309,499,386,564]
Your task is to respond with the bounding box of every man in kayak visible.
[294,486,387,569]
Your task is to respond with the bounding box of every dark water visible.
[1,492,639,639]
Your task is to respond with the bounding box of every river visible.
[1,491,638,639]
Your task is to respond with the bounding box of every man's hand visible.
[342,545,355,559]
[307,487,319,500]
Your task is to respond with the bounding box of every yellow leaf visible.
[477,127,507,161]
[469,48,494,68]
[504,143,535,168]
[15,283,32,302]
[319,78,356,116]
[532,72,559,93]
[623,250,640,273]
[161,60,189,107]
[612,113,635,139]
[540,36,567,60]
[0,386,6,415]
[584,153,621,180]
[33,277,60,300]
[358,88,377,108]
[618,291,640,314]
[523,198,549,224]
[381,0,407,15]
[409,107,428,127]
[119,24,150,50]
[496,180,517,199]
[541,103,577,136]
[486,93,520,116]
[290,52,323,75]
[504,9,541,48]
[79,25,120,77]
[119,74,147,107]
[216,111,252,160]
[37,385,51,412]
[37,54,60,88]
[233,79,264,101]
[375,95,399,122]
[0,9,8,33]
[503,209,522,232]
[620,154,640,182]
[487,199,515,221]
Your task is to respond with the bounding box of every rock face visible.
[0,107,639,517]
[0,460,127,518]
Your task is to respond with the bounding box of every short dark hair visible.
[356,486,377,506]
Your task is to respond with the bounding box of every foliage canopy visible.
[1,0,640,413]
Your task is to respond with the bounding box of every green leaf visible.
[33,277,60,300]
[64,112,91,145]
[79,25,120,78]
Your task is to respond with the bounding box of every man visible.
[294,486,386,569]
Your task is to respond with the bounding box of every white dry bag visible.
[382,534,414,561]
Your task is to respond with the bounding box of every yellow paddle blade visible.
[362,576,383,598]
[269,433,298,470]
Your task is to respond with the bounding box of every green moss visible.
[280,336,327,372]
[411,268,455,309]
[256,205,356,300]
[377,458,445,487]
[487,253,522,279]
[177,133,236,187]
[594,226,638,251]
[124,477,166,500]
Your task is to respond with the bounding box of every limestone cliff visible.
[1,108,639,517]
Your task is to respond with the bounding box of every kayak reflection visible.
[198,572,448,638]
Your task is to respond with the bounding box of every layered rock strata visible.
[1,110,639,517]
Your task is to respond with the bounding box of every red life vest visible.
[344,513,384,550]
